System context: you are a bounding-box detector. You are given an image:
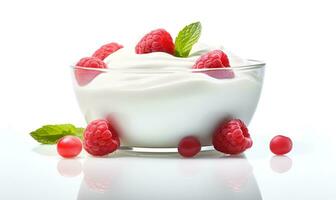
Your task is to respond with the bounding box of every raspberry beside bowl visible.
[71,60,265,152]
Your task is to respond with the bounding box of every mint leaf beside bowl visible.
[30,124,84,144]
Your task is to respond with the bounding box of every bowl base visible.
[119,145,215,154]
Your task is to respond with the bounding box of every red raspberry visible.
[75,57,107,86]
[92,42,123,60]
[193,50,230,69]
[195,69,235,79]
[212,119,252,155]
[178,136,201,158]
[270,135,293,155]
[83,119,120,156]
[135,29,175,55]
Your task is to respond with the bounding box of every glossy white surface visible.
[1,128,335,200]
[1,0,336,199]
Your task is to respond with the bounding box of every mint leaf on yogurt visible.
[174,22,202,57]
[30,124,84,144]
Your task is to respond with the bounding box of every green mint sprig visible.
[174,22,202,57]
[30,124,84,144]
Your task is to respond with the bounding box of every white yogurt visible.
[103,43,249,70]
[74,44,263,147]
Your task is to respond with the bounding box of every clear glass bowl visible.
[71,60,265,152]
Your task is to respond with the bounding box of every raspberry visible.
[212,119,252,155]
[195,69,235,79]
[92,42,123,60]
[178,136,201,158]
[193,50,230,69]
[75,57,107,86]
[83,119,120,156]
[135,29,175,55]
[270,135,292,155]
[57,136,82,158]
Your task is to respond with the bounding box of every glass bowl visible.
[71,60,265,152]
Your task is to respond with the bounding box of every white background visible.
[0,0,335,132]
[0,0,336,199]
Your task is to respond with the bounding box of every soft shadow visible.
[32,145,58,156]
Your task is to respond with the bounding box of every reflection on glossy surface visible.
[57,159,82,177]
[83,156,125,192]
[270,155,292,173]
[77,151,262,200]
[214,155,253,192]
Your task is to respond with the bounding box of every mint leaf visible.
[174,22,202,57]
[30,124,84,144]
[76,128,85,139]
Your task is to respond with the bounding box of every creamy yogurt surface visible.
[74,44,263,147]
[103,43,248,71]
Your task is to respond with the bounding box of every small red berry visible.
[135,29,175,55]
[270,135,292,155]
[83,119,120,156]
[178,136,201,158]
[193,50,230,69]
[213,119,252,155]
[75,57,107,86]
[57,136,82,158]
[92,42,123,60]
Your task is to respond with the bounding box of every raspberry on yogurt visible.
[75,57,107,86]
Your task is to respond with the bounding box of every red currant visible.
[270,135,293,155]
[178,136,201,158]
[57,136,82,158]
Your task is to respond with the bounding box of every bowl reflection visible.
[77,152,262,200]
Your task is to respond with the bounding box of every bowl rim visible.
[70,59,265,73]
